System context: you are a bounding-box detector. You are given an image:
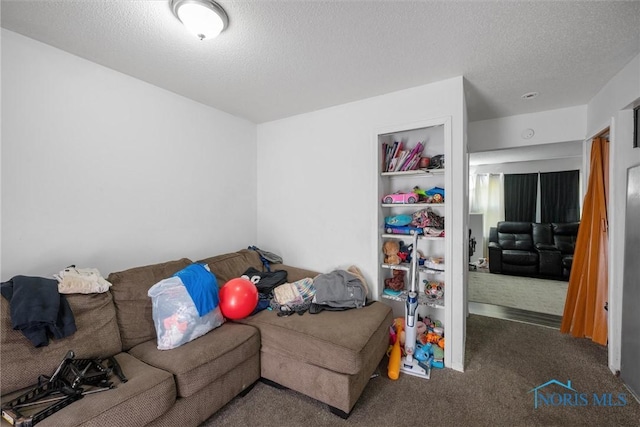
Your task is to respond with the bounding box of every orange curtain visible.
[561,137,609,345]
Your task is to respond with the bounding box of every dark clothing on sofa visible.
[0,275,76,347]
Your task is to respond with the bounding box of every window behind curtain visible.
[504,173,538,222]
[540,170,580,223]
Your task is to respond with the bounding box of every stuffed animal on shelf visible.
[383,240,401,265]
[384,269,405,291]
[424,280,444,300]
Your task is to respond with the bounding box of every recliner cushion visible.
[502,250,538,265]
[498,233,534,250]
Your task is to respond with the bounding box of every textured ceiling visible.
[2,0,639,124]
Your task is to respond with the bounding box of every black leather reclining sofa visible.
[488,221,579,280]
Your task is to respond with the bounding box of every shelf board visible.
[381,291,445,309]
[381,169,445,177]
[381,203,444,208]
[381,263,445,273]
[381,234,445,241]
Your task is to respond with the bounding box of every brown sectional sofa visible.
[1,249,393,426]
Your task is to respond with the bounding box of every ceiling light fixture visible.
[170,0,228,41]
[521,91,539,100]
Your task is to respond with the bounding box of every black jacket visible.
[1,275,76,347]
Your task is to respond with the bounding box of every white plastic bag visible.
[148,277,224,350]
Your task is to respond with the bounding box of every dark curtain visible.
[504,173,537,222]
[540,170,580,223]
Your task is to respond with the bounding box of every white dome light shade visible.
[171,0,228,40]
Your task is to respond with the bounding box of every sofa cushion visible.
[502,249,538,266]
[498,232,534,251]
[108,258,193,351]
[552,222,579,254]
[197,249,264,286]
[497,221,532,234]
[0,352,176,427]
[128,323,260,398]
[532,223,553,245]
[1,291,122,395]
[238,301,393,375]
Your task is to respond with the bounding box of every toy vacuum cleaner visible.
[399,232,431,379]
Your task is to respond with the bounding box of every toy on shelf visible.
[385,225,424,235]
[429,154,444,169]
[412,186,428,200]
[398,242,427,265]
[423,280,444,300]
[382,192,419,204]
[424,256,445,272]
[384,214,412,226]
[411,207,444,229]
[412,186,445,204]
[385,269,405,291]
[423,227,445,237]
[383,240,401,265]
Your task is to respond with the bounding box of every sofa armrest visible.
[269,263,320,283]
[489,227,498,244]
[487,242,502,273]
[535,243,559,252]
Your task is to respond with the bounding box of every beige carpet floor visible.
[468,271,568,316]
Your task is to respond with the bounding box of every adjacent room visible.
[1,1,639,426]
[468,141,583,326]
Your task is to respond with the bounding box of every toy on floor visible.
[387,318,403,380]
[431,346,445,369]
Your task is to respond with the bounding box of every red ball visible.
[219,278,258,320]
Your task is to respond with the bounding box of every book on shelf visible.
[383,141,428,172]
[400,142,424,171]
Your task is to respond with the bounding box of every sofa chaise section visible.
[204,250,394,417]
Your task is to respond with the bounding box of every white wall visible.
[468,105,587,152]
[256,77,467,371]
[1,30,258,280]
[587,54,640,138]
[470,156,582,176]
[586,53,640,374]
